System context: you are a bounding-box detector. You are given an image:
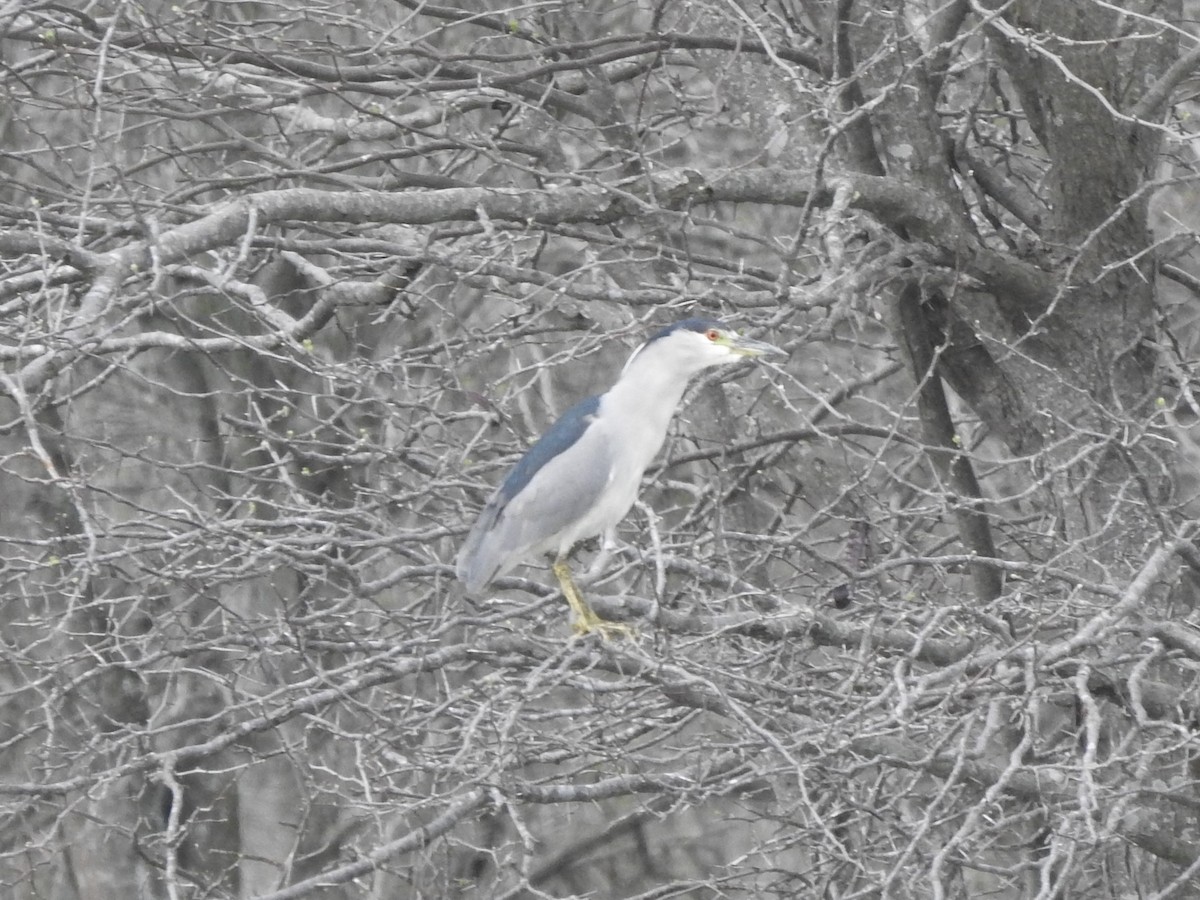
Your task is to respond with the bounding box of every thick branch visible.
[883,282,1002,602]
[3,170,1056,397]
[1132,38,1200,120]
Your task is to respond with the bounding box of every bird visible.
[456,317,785,637]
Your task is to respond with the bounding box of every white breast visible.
[551,386,678,554]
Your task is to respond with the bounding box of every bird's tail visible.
[456,505,504,595]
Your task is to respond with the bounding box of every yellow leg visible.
[551,560,634,639]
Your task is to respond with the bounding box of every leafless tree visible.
[3,1,1200,897]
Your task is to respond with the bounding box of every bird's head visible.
[623,317,786,377]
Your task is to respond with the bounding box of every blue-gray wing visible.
[457,396,613,594]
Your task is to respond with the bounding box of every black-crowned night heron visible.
[457,318,785,637]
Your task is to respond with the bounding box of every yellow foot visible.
[552,559,636,640]
[570,606,637,640]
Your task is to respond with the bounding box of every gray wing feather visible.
[457,426,613,593]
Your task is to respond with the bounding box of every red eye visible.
[706,329,720,341]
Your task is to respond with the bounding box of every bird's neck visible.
[603,354,696,456]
